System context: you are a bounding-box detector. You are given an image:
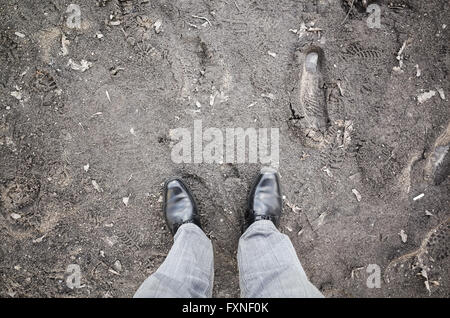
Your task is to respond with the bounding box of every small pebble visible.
[11,213,21,220]
[113,260,122,272]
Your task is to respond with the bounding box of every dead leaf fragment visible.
[399,229,407,243]
[417,91,436,104]
[92,180,103,192]
[154,19,163,33]
[352,189,362,202]
[10,91,22,100]
[68,59,92,72]
[261,93,275,100]
[436,88,446,100]
[61,34,70,56]
[32,235,46,243]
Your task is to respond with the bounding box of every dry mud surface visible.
[0,0,449,297]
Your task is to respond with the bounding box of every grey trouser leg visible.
[134,223,214,298]
[238,220,324,298]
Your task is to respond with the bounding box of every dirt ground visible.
[0,0,449,298]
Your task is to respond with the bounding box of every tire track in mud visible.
[0,161,80,240]
[384,218,450,295]
[340,42,385,63]
[0,176,41,236]
[424,121,450,185]
[326,32,399,192]
[28,68,64,108]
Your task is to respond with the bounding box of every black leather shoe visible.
[164,178,202,235]
[245,167,282,230]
